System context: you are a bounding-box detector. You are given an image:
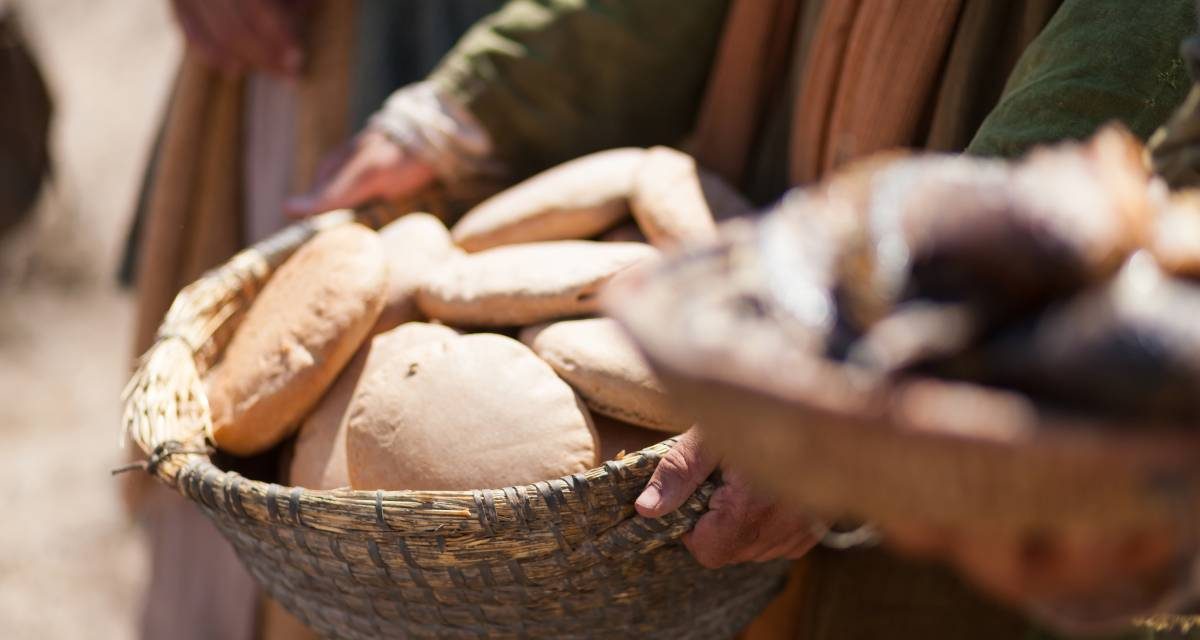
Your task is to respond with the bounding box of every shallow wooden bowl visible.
[606,231,1200,535]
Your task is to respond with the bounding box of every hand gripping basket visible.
[121,209,790,639]
[605,222,1200,537]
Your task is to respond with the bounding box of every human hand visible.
[284,129,437,217]
[170,0,303,77]
[635,427,821,568]
[886,521,1189,630]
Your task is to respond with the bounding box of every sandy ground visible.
[0,0,179,637]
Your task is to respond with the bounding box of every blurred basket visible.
[121,208,789,639]
[606,226,1200,536]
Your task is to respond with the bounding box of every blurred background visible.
[0,0,177,636]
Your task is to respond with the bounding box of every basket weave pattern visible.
[123,211,790,639]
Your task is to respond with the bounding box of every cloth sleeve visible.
[967,0,1194,158]
[427,0,730,179]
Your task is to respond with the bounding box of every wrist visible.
[369,81,504,190]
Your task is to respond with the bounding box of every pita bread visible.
[521,317,689,433]
[631,146,752,249]
[417,241,658,326]
[452,148,644,252]
[373,213,458,333]
[346,333,599,490]
[207,224,386,456]
[288,322,459,489]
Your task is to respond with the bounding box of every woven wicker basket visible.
[606,227,1200,536]
[122,210,790,639]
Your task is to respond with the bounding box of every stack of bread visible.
[203,146,749,493]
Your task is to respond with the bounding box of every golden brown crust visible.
[207,224,387,456]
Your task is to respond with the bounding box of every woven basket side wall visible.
[203,498,790,639]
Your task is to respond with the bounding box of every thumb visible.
[635,427,718,519]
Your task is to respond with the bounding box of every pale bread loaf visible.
[346,333,599,490]
[416,240,658,326]
[374,213,459,334]
[451,148,644,252]
[521,317,689,433]
[207,224,387,456]
[289,322,459,489]
[630,146,752,248]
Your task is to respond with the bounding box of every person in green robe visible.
[283,1,1197,638]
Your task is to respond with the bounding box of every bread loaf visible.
[207,224,387,456]
[289,322,459,489]
[521,317,689,432]
[374,213,458,333]
[417,241,658,326]
[631,146,752,249]
[451,148,644,252]
[346,333,599,490]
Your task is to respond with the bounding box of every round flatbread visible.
[374,213,458,333]
[417,240,658,326]
[451,148,644,252]
[347,333,599,490]
[207,224,387,456]
[631,146,752,249]
[289,322,459,489]
[521,317,690,433]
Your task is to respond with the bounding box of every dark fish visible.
[977,255,1200,423]
[840,126,1154,371]
[879,127,1148,318]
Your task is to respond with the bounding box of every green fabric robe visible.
[432,0,1191,186]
